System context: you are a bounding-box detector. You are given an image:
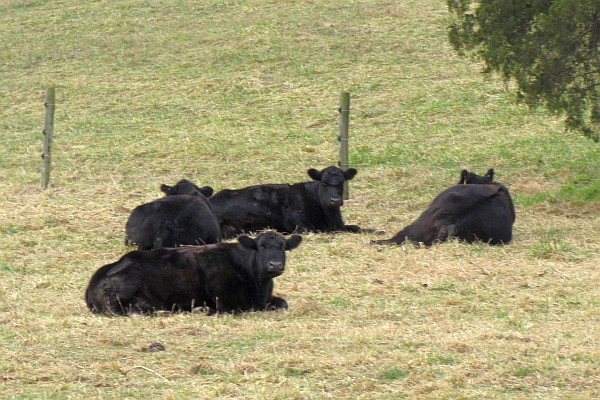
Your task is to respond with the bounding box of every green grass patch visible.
[0,224,19,235]
[329,297,352,309]
[429,281,460,292]
[379,367,410,381]
[510,366,539,378]
[559,173,599,203]
[0,263,22,273]
[426,354,461,366]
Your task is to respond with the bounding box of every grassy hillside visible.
[1,0,598,398]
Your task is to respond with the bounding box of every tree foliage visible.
[448,0,600,141]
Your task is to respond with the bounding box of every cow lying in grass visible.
[210,166,368,238]
[86,231,302,315]
[125,180,221,250]
[372,169,515,246]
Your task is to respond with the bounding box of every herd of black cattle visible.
[85,166,515,316]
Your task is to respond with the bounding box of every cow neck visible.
[314,182,344,230]
[302,181,336,227]
[231,245,271,308]
[323,207,342,230]
[252,249,274,285]
[175,195,200,216]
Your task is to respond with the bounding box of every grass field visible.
[1,0,599,398]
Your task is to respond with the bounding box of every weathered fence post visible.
[41,87,55,189]
[338,92,350,199]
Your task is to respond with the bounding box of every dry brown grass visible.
[1,183,598,399]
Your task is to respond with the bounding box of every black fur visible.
[373,182,515,246]
[86,231,302,315]
[209,166,364,238]
[125,193,221,250]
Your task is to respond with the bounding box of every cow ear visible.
[307,168,322,181]
[199,186,214,197]
[160,184,172,195]
[106,259,133,277]
[237,235,257,250]
[459,170,468,184]
[343,168,357,181]
[486,168,494,181]
[285,234,302,250]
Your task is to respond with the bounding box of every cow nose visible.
[268,261,284,273]
[329,196,343,206]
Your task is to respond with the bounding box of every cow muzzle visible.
[328,196,343,207]
[267,261,285,274]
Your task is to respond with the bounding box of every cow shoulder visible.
[436,183,504,207]
[187,242,250,272]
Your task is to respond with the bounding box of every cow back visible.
[125,194,221,249]
[376,183,515,246]
[210,184,288,236]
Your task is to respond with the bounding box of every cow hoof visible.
[267,297,289,310]
[155,310,171,317]
[143,342,165,352]
[192,306,211,315]
[370,239,390,245]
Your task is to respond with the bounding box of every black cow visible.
[85,231,302,315]
[125,184,221,249]
[209,166,365,238]
[160,179,214,198]
[372,181,515,246]
[459,168,494,184]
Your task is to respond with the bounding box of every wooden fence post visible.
[338,92,350,199]
[41,87,55,189]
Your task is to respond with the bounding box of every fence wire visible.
[2,94,494,182]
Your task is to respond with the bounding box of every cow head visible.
[238,231,302,278]
[307,166,357,208]
[458,168,494,185]
[160,179,214,198]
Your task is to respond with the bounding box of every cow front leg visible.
[266,296,288,311]
[341,224,362,233]
[435,224,458,243]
